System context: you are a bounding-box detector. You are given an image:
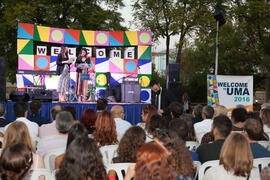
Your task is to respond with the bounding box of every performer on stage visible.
[56,46,72,102]
[75,48,91,102]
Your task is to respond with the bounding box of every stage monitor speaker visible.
[10,91,30,102]
[32,89,53,102]
[167,63,180,82]
[0,57,6,101]
[121,81,141,103]
[168,81,182,103]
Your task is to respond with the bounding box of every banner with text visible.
[207,75,253,113]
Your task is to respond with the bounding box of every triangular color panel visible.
[111,76,120,86]
[80,31,87,45]
[109,31,123,45]
[81,30,95,45]
[139,46,151,60]
[110,61,122,73]
[125,31,138,45]
[33,26,41,41]
[95,58,109,65]
[123,32,131,46]
[18,55,34,70]
[18,39,33,55]
[18,25,33,39]
[37,26,50,42]
[66,29,80,43]
[23,76,34,85]
[64,31,79,45]
[109,35,123,46]
[18,23,34,39]
[17,39,29,54]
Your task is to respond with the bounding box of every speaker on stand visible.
[167,63,181,102]
[0,57,6,102]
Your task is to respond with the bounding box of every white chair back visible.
[257,141,270,151]
[232,131,243,134]
[28,168,53,180]
[253,158,270,172]
[106,163,134,180]
[198,160,219,180]
[0,127,4,134]
[44,148,65,172]
[0,137,3,143]
[99,145,118,166]
[193,161,201,179]
[186,141,200,151]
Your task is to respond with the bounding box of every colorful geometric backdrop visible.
[17,23,152,103]
[207,75,220,109]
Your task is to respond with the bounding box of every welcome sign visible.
[207,75,253,113]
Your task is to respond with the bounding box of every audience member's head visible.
[220,133,253,177]
[212,115,232,140]
[169,102,183,119]
[29,100,42,114]
[214,105,227,118]
[13,102,28,118]
[168,119,189,141]
[244,118,265,141]
[56,137,107,180]
[246,111,260,121]
[0,143,33,180]
[55,111,74,134]
[80,108,97,134]
[192,104,203,119]
[180,114,197,141]
[149,79,161,94]
[261,109,270,128]
[261,167,270,180]
[260,103,270,119]
[201,105,214,120]
[3,121,34,152]
[231,107,247,123]
[146,114,166,135]
[63,106,76,120]
[110,105,125,119]
[50,105,62,121]
[135,141,174,180]
[141,105,157,123]
[154,130,194,177]
[66,123,88,149]
[0,104,6,117]
[97,98,108,111]
[117,126,146,163]
[93,110,118,146]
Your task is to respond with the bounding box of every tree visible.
[0,0,126,82]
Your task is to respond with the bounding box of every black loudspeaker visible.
[32,89,53,102]
[168,82,182,102]
[167,63,180,82]
[0,57,6,102]
[10,91,30,102]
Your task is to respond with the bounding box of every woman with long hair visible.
[56,137,108,180]
[125,141,174,180]
[0,143,33,180]
[93,110,118,146]
[56,45,73,102]
[180,114,197,141]
[261,108,270,138]
[55,123,89,169]
[203,133,260,180]
[80,108,97,134]
[2,121,45,171]
[112,126,146,163]
[75,48,91,102]
[137,105,157,130]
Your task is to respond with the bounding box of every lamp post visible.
[213,2,226,75]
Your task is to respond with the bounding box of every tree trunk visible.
[266,76,270,103]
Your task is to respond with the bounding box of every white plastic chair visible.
[186,141,200,151]
[257,141,270,150]
[106,163,134,180]
[193,161,201,179]
[253,158,270,172]
[44,148,65,172]
[198,160,219,180]
[99,145,118,166]
[28,168,53,180]
[0,127,4,134]
[0,137,3,143]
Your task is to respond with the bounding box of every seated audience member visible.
[180,114,197,141]
[182,93,191,114]
[0,143,33,180]
[5,102,38,138]
[261,167,270,180]
[192,104,203,124]
[168,101,183,126]
[112,126,146,163]
[0,104,10,127]
[2,122,45,170]
[196,115,232,164]
[110,105,132,136]
[203,133,260,180]
[63,106,76,120]
[261,108,270,138]
[145,114,166,141]
[55,123,88,169]
[231,107,247,131]
[39,105,62,138]
[96,98,108,115]
[243,118,270,158]
[169,119,199,161]
[194,105,214,143]
[28,100,50,126]
[37,111,74,156]
[56,137,111,180]
[80,108,97,134]
[124,141,174,180]
[155,130,195,179]
[93,110,118,146]
[137,105,157,130]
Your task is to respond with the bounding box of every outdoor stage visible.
[1,102,149,125]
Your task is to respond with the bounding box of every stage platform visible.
[0,101,149,125]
